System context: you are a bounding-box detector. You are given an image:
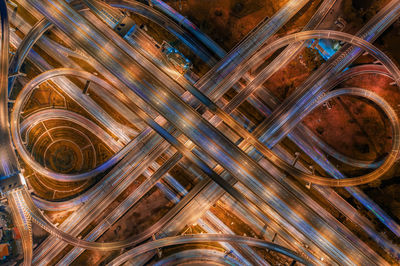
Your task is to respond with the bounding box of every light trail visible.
[6,186,311,266]
[3,1,398,264]
[18,0,396,262]
[107,233,312,266]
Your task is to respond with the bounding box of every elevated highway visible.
[8,186,311,265]
[80,0,400,188]
[0,3,28,264]
[2,0,400,265]
[22,0,398,264]
[0,0,20,188]
[146,0,400,236]
[249,0,400,149]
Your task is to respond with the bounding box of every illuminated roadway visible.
[17,0,400,264]
[137,0,400,252]
[146,249,241,266]
[245,0,400,149]
[205,0,337,105]
[307,64,391,169]
[21,70,304,264]
[0,1,32,265]
[6,6,142,145]
[0,0,19,179]
[2,0,400,264]
[86,2,396,185]
[11,185,311,265]
[49,0,397,190]
[11,69,146,182]
[11,184,299,266]
[105,0,218,65]
[19,0,396,262]
[76,0,400,187]
[105,234,312,266]
[145,4,400,251]
[20,109,124,153]
[11,10,390,260]
[12,58,388,266]
[156,0,400,236]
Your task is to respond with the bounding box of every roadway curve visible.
[105,0,216,65]
[106,234,312,266]
[151,0,398,236]
[15,3,396,264]
[31,130,154,211]
[6,1,396,264]
[10,69,139,182]
[7,0,215,183]
[152,249,241,266]
[7,0,218,98]
[12,30,399,189]
[19,108,124,208]
[309,87,399,171]
[76,4,400,188]
[13,1,378,189]
[63,11,399,188]
[20,108,123,152]
[229,0,400,151]
[18,69,388,264]
[307,64,392,169]
[11,186,310,266]
[12,68,262,225]
[210,30,400,187]
[142,29,400,187]
[8,18,52,96]
[11,0,396,186]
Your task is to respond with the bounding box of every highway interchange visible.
[0,0,400,265]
